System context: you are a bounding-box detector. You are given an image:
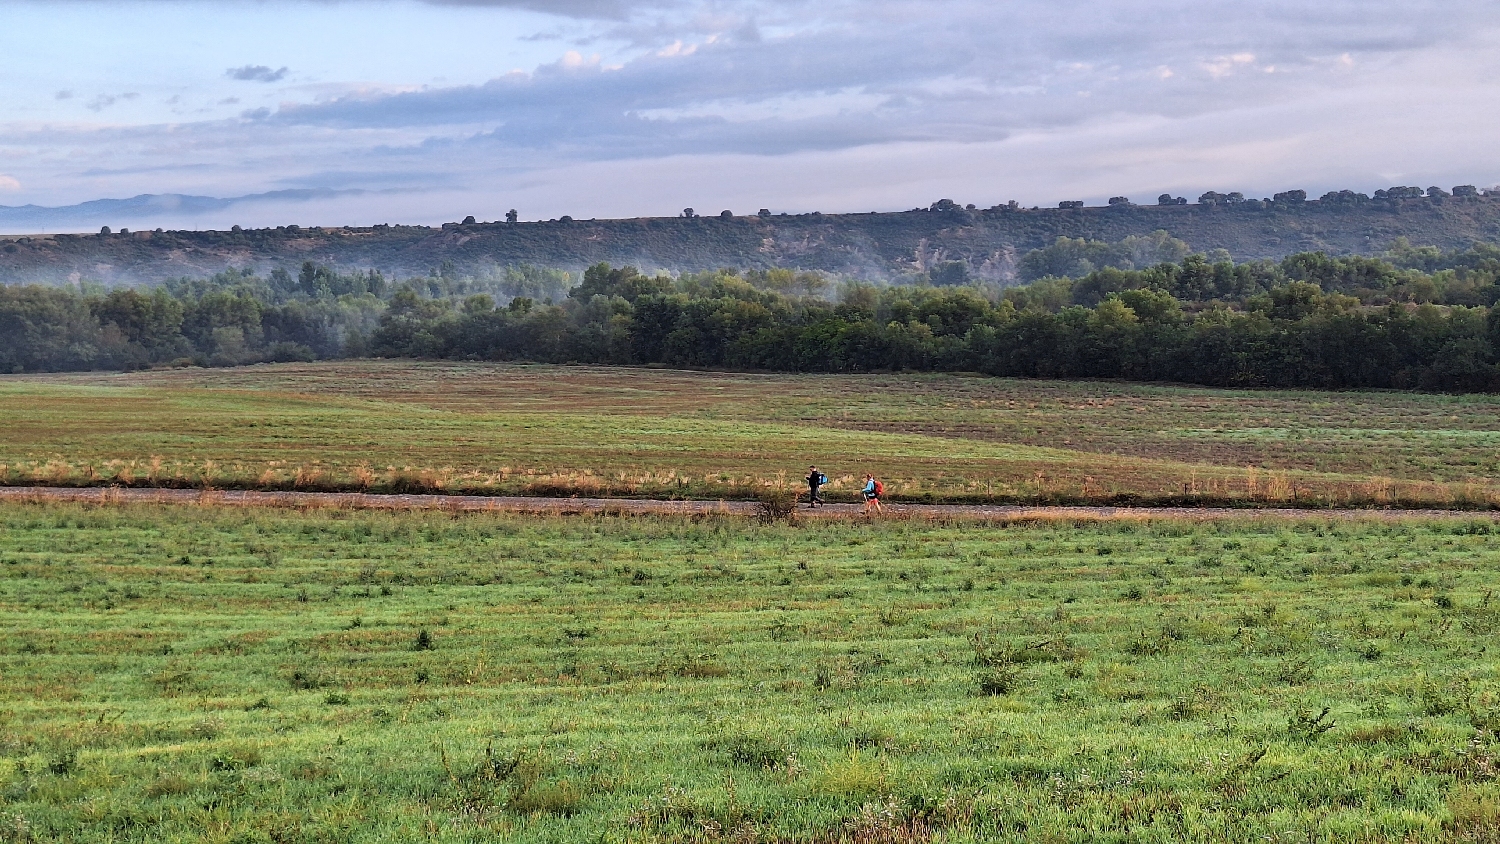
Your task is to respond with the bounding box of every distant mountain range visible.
[0,189,364,230]
[4,191,1500,286]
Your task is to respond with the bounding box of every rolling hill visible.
[4,192,1500,285]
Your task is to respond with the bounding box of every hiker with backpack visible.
[805,466,827,508]
[862,474,884,513]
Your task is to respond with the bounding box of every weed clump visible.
[287,670,324,690]
[707,734,789,768]
[1420,678,1471,716]
[972,633,1081,667]
[385,470,445,495]
[755,489,799,524]
[1445,785,1500,840]
[144,774,195,798]
[45,750,77,777]
[1347,722,1417,744]
[1124,630,1174,657]
[507,779,585,816]
[664,652,730,679]
[1161,684,1215,721]
[188,717,224,739]
[817,750,888,796]
[1287,706,1336,741]
[1272,657,1315,685]
[976,666,1022,696]
[840,797,935,844]
[210,746,261,771]
[440,744,584,821]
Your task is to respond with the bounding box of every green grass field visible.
[2,502,1499,842]
[3,361,1500,508]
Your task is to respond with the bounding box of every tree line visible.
[4,246,1500,392]
[0,262,569,372]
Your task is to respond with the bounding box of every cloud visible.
[0,175,20,192]
[86,92,139,112]
[40,0,663,15]
[254,0,1498,162]
[226,65,289,83]
[1202,52,1259,80]
[417,0,660,18]
[6,0,1500,228]
[80,163,218,178]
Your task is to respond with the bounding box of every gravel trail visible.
[1,485,1495,521]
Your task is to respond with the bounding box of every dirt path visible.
[1,485,1495,521]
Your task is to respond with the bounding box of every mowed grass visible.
[2,502,1500,842]
[4,361,1500,506]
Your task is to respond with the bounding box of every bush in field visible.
[756,488,799,523]
[976,665,1022,696]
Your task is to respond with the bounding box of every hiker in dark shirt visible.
[805,465,826,508]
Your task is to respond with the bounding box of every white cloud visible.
[0,175,20,192]
[655,40,697,57]
[1201,53,1257,79]
[558,50,600,68]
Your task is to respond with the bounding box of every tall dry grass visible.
[0,452,1494,510]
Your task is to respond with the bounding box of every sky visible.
[2,0,1500,231]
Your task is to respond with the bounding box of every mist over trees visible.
[1018,231,1193,281]
[6,240,1500,392]
[0,262,569,371]
[8,186,1500,290]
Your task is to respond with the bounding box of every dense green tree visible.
[5,254,1500,393]
[928,261,970,287]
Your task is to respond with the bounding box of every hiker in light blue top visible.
[862,474,883,514]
